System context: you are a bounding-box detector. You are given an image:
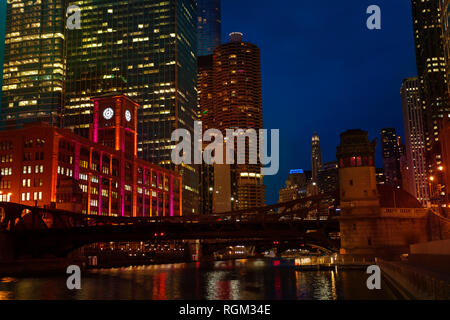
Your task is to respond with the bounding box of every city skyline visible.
[0,1,424,205]
[0,0,449,303]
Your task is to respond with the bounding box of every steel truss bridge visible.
[0,194,340,258]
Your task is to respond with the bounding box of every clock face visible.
[125,110,132,122]
[103,107,114,120]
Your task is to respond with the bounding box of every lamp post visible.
[429,176,435,208]
[437,166,446,216]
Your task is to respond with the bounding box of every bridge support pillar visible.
[186,240,201,262]
[186,240,215,262]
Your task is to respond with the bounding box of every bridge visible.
[0,194,340,259]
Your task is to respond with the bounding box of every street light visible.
[438,166,444,171]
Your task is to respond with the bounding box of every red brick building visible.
[0,94,182,217]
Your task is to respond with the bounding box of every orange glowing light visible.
[438,166,444,171]
[430,176,435,181]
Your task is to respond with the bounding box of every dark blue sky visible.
[221,0,418,203]
[0,1,418,204]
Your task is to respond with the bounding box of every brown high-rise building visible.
[197,33,264,212]
[213,33,264,210]
[213,32,262,133]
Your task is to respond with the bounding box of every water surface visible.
[0,259,399,300]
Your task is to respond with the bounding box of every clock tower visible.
[90,93,139,156]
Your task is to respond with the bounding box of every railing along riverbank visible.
[378,259,450,299]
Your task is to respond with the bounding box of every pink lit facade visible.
[0,94,182,217]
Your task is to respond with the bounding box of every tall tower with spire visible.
[311,132,323,183]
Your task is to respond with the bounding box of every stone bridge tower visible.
[337,130,379,213]
[337,130,428,259]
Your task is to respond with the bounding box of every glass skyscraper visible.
[197,0,221,56]
[411,0,449,205]
[0,1,7,108]
[63,0,198,214]
[1,0,66,128]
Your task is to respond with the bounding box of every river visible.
[0,259,399,300]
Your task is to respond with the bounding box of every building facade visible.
[439,115,450,212]
[63,0,198,214]
[438,0,450,212]
[412,0,449,205]
[197,55,215,214]
[201,32,265,210]
[278,169,309,203]
[278,185,300,204]
[0,94,182,217]
[380,128,404,188]
[441,0,450,97]
[197,0,221,56]
[1,0,66,128]
[317,161,339,197]
[375,168,386,185]
[400,77,430,205]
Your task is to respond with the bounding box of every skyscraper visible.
[1,0,66,128]
[411,0,449,204]
[63,0,199,214]
[317,161,339,197]
[400,77,430,205]
[438,0,450,210]
[441,0,450,97]
[197,0,221,56]
[311,132,322,183]
[380,128,404,188]
[439,114,450,210]
[197,54,214,214]
[0,0,6,108]
[197,55,215,132]
[210,32,265,210]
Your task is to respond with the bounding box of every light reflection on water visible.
[0,259,398,300]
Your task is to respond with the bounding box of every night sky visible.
[0,1,418,205]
